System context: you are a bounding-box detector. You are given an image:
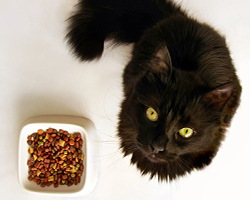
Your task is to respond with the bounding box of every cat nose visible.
[150,144,165,154]
[150,134,168,154]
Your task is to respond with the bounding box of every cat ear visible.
[151,46,172,71]
[204,84,234,111]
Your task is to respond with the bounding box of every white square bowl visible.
[18,115,99,197]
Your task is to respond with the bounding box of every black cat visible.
[66,0,242,181]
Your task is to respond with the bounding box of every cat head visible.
[118,17,241,181]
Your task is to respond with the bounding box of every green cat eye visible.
[178,128,194,138]
[146,107,158,121]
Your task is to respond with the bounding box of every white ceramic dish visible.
[18,115,99,197]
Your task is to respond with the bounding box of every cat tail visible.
[66,0,170,61]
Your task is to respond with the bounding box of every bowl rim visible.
[18,115,99,197]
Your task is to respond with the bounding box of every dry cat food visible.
[26,128,84,187]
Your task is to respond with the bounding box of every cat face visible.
[118,18,241,181]
[118,64,234,180]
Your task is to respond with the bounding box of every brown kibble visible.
[51,133,57,137]
[41,168,46,174]
[28,176,33,181]
[43,154,49,159]
[67,153,72,160]
[64,145,69,150]
[46,182,52,186]
[27,140,32,146]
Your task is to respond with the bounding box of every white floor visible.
[0,0,249,199]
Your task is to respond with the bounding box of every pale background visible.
[0,0,249,199]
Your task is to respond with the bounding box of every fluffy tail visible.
[66,0,180,61]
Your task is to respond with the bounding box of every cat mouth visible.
[138,145,177,163]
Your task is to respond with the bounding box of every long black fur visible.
[66,0,242,181]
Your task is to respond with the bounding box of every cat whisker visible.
[178,156,192,171]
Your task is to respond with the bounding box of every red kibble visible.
[75,142,79,149]
[57,177,62,183]
[47,128,53,133]
[63,131,68,135]
[76,176,80,183]
[44,159,50,164]
[41,182,46,187]
[30,156,35,162]
[27,160,32,166]
[49,136,53,142]
[46,182,52,186]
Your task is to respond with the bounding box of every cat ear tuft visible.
[204,84,234,110]
[151,46,172,71]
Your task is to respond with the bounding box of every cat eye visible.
[146,107,158,122]
[178,128,194,138]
